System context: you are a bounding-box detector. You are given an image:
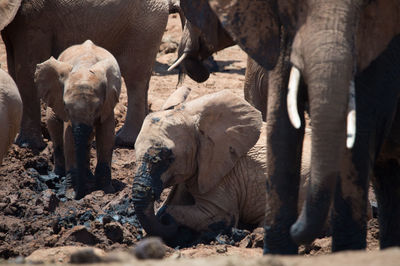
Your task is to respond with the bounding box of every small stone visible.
[216,245,227,253]
[14,256,25,264]
[70,248,102,264]
[104,222,124,243]
[63,226,100,245]
[133,237,165,259]
[102,215,113,225]
[40,189,59,212]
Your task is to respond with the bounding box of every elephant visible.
[35,40,121,200]
[170,5,269,121]
[132,88,312,245]
[180,0,400,254]
[244,57,269,121]
[0,0,174,150]
[168,2,235,83]
[0,69,22,165]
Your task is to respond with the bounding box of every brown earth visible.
[0,14,382,263]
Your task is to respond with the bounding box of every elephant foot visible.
[16,131,46,152]
[95,163,115,194]
[102,184,115,194]
[54,166,65,177]
[115,127,137,148]
[156,208,195,247]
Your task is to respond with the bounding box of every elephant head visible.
[0,0,21,31]
[168,0,235,82]
[35,54,121,199]
[205,0,365,247]
[132,89,261,241]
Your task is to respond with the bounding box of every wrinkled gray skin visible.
[182,0,400,254]
[244,57,269,121]
[132,89,312,245]
[0,0,174,150]
[35,40,121,199]
[0,2,23,165]
[176,1,234,83]
[0,69,22,165]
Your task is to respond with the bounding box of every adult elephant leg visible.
[373,143,400,248]
[94,114,115,193]
[330,35,400,250]
[264,35,305,254]
[370,35,400,249]
[46,108,65,177]
[115,25,165,148]
[244,57,268,121]
[332,129,370,251]
[2,28,50,151]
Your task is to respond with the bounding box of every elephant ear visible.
[208,0,281,70]
[90,58,121,123]
[35,57,72,121]
[185,90,262,194]
[161,86,191,110]
[0,0,21,31]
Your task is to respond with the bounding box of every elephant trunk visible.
[176,20,234,83]
[290,1,362,245]
[72,123,93,200]
[132,150,177,240]
[177,22,210,83]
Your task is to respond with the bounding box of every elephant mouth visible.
[182,55,210,83]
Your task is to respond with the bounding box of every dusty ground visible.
[0,14,382,262]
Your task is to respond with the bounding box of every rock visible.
[24,157,49,175]
[239,227,264,248]
[216,245,228,253]
[39,189,59,212]
[102,214,113,225]
[104,222,124,243]
[70,247,103,264]
[133,237,166,259]
[61,226,100,245]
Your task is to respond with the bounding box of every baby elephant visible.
[35,40,121,199]
[132,88,311,244]
[0,69,22,164]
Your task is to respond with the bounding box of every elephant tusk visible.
[346,80,356,149]
[287,66,301,129]
[167,53,188,72]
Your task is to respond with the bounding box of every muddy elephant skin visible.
[0,69,22,165]
[35,40,121,199]
[132,89,312,246]
[176,0,235,83]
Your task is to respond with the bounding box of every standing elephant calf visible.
[0,69,22,164]
[35,40,121,200]
[132,89,311,243]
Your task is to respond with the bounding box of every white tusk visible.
[346,80,356,149]
[287,66,301,129]
[167,53,188,72]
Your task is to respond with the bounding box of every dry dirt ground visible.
[0,14,388,264]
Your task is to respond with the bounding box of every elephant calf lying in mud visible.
[35,40,121,200]
[0,69,22,165]
[132,88,311,244]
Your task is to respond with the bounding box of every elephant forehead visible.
[68,67,102,85]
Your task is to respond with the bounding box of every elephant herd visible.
[1,0,400,257]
